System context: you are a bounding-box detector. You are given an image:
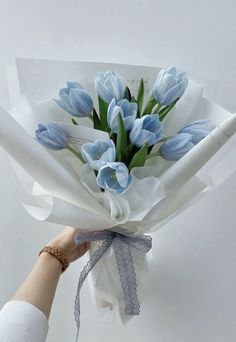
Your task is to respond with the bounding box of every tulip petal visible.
[119,99,130,113]
[107,98,137,133]
[163,79,188,105]
[159,133,194,161]
[178,119,214,144]
[59,88,70,96]
[81,139,116,170]
[96,81,114,103]
[95,70,125,103]
[69,89,93,117]
[67,81,83,89]
[130,114,163,147]
[54,98,75,116]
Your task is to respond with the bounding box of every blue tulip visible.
[153,66,188,106]
[94,69,125,103]
[35,123,69,150]
[55,81,93,117]
[130,114,163,147]
[159,133,194,161]
[107,98,137,133]
[96,162,132,194]
[178,119,214,144]
[81,139,116,170]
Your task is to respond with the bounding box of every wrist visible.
[39,245,70,273]
[39,251,64,274]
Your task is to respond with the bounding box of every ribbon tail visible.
[74,237,112,341]
[113,236,140,315]
[125,234,152,253]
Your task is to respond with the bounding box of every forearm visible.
[10,227,88,320]
[11,252,62,319]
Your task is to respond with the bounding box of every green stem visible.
[152,102,162,114]
[71,118,78,125]
[142,96,157,116]
[147,136,169,159]
[67,144,84,163]
[159,99,178,121]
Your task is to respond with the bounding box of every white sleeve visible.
[0,300,49,342]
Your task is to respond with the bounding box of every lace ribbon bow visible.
[74,229,152,340]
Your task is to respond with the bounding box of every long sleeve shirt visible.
[0,300,49,342]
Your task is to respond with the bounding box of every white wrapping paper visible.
[1,58,236,322]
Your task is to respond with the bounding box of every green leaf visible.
[124,87,132,101]
[71,118,78,125]
[130,96,140,117]
[131,95,137,103]
[158,105,168,115]
[126,143,134,156]
[93,108,100,129]
[159,98,179,121]
[109,131,116,143]
[116,113,128,161]
[142,96,157,116]
[128,142,148,171]
[117,152,122,162]
[137,78,144,115]
[98,96,108,131]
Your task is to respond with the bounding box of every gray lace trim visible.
[74,230,152,341]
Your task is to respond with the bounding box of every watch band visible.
[39,246,70,273]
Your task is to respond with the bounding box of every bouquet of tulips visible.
[35,67,213,195]
[1,59,236,340]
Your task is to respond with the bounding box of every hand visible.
[47,227,90,264]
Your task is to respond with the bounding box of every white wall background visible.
[0,0,236,341]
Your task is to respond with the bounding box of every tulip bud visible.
[35,123,69,150]
[55,81,93,117]
[94,69,125,103]
[153,66,188,106]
